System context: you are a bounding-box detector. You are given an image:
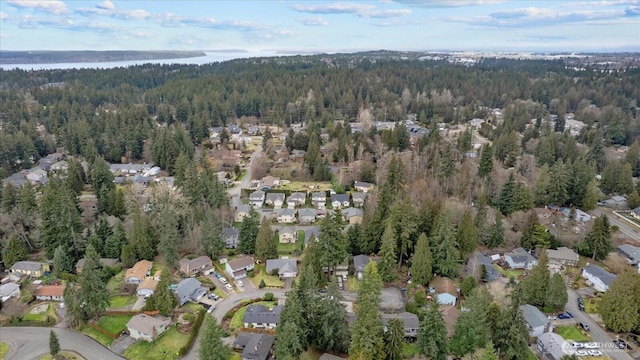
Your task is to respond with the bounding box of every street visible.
[229,144,262,208]
[591,208,640,241]
[565,287,633,360]
[1,327,124,360]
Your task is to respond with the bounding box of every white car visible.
[219,277,228,284]
[236,280,244,287]
[570,342,584,349]
[588,350,602,356]
[575,350,588,356]
[584,342,599,349]
[207,306,215,313]
[225,284,233,291]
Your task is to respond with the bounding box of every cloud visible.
[97,0,115,10]
[298,16,328,26]
[394,0,505,8]
[366,9,411,18]
[0,12,8,20]
[292,3,375,14]
[6,0,67,14]
[111,9,151,20]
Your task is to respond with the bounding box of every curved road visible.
[2,327,124,360]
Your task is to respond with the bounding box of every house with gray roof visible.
[353,255,370,280]
[631,206,640,220]
[618,244,640,270]
[536,332,568,360]
[0,283,20,302]
[278,226,296,244]
[342,207,364,224]
[225,256,255,280]
[546,247,579,267]
[224,227,240,248]
[351,192,367,207]
[179,256,213,277]
[234,332,275,360]
[249,191,266,208]
[505,248,538,270]
[354,181,374,193]
[304,226,320,246]
[582,264,617,292]
[520,304,550,337]
[10,261,50,277]
[265,192,285,209]
[127,314,171,342]
[298,208,317,224]
[330,194,350,209]
[287,192,307,208]
[266,258,298,278]
[277,208,296,223]
[381,312,420,338]
[174,278,206,306]
[235,204,252,222]
[311,191,327,209]
[243,304,283,329]
[465,253,499,281]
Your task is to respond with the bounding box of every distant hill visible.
[0,50,206,64]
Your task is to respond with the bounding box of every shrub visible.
[270,269,279,276]
[183,313,195,322]
[263,292,274,301]
[247,270,255,278]
[259,279,266,289]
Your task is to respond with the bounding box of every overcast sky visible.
[1,0,638,52]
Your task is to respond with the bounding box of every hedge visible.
[178,308,205,356]
[9,316,56,327]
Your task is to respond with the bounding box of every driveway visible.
[205,274,236,296]
[566,287,633,360]
[109,335,136,355]
[131,295,146,311]
[229,145,262,208]
[2,327,123,360]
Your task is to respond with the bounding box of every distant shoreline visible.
[0,50,207,65]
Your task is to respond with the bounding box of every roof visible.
[353,255,370,270]
[179,256,212,270]
[125,260,153,280]
[223,227,239,237]
[175,278,203,299]
[304,226,320,243]
[75,258,118,269]
[10,261,46,272]
[331,194,350,203]
[311,191,327,199]
[465,253,499,280]
[354,181,374,189]
[537,332,567,360]
[431,277,457,295]
[266,259,298,275]
[277,208,296,217]
[288,192,306,200]
[137,277,158,292]
[351,192,367,200]
[236,204,252,214]
[298,208,317,217]
[0,283,20,296]
[279,226,296,235]
[234,332,252,348]
[126,314,170,335]
[240,333,275,360]
[618,244,640,263]
[35,285,65,297]
[583,264,618,286]
[250,191,265,200]
[265,192,285,202]
[546,247,579,262]
[520,304,549,329]
[380,312,420,329]
[243,304,283,324]
[632,207,640,216]
[342,207,363,218]
[227,256,255,271]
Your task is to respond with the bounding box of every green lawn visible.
[213,287,227,299]
[402,342,418,357]
[494,265,525,279]
[0,342,9,358]
[23,304,56,322]
[249,266,284,288]
[557,325,591,341]
[79,325,114,347]
[527,348,537,360]
[229,353,242,360]
[230,301,277,330]
[124,326,189,360]
[277,232,305,254]
[109,295,136,308]
[98,315,133,334]
[106,270,126,294]
[181,302,205,312]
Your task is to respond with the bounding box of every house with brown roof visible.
[136,277,158,297]
[35,285,65,301]
[179,256,213,277]
[126,314,171,342]
[125,260,153,284]
[225,256,255,280]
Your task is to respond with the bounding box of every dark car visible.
[578,303,585,311]
[565,310,574,318]
[580,322,590,332]
[613,340,630,350]
[558,313,571,319]
[578,297,584,304]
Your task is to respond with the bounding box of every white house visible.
[504,248,538,270]
[266,259,298,278]
[330,194,350,209]
[278,226,296,244]
[354,181,374,193]
[311,192,327,209]
[277,208,296,223]
[136,277,158,297]
[235,204,252,222]
[249,191,266,208]
[582,264,617,292]
[34,285,64,301]
[298,208,317,224]
[286,192,306,208]
[265,193,285,209]
[126,314,171,342]
[125,260,153,284]
[437,293,457,306]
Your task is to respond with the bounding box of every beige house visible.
[179,256,213,277]
[279,226,296,244]
[126,314,171,342]
[546,247,579,267]
[125,260,153,284]
[10,261,50,277]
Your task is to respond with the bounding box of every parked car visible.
[207,306,215,313]
[219,277,228,284]
[565,310,574,318]
[558,313,571,319]
[547,315,557,320]
[580,323,591,332]
[575,350,588,356]
[578,297,584,304]
[225,283,233,291]
[214,273,222,279]
[613,340,629,349]
[570,342,584,349]
[121,330,130,336]
[208,293,219,300]
[236,280,244,287]
[588,350,602,356]
[628,334,640,347]
[578,303,585,311]
[583,342,598,349]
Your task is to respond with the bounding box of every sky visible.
[0,0,638,53]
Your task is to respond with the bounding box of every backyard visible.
[109,295,136,308]
[556,325,591,342]
[23,303,57,322]
[249,266,284,288]
[276,233,304,254]
[493,265,525,279]
[106,270,126,293]
[278,181,332,192]
[98,315,133,334]
[124,326,189,360]
[230,301,277,330]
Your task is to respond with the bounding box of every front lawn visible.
[124,326,188,360]
[556,325,591,341]
[0,342,8,358]
[98,315,132,334]
[249,266,284,288]
[230,301,277,330]
[40,351,83,360]
[402,342,418,357]
[109,295,136,308]
[79,325,114,347]
[182,302,205,312]
[23,303,56,322]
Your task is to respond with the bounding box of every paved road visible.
[2,327,124,360]
[565,287,633,360]
[591,208,640,241]
[230,144,262,208]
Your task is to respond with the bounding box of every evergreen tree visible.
[548,159,569,206]
[317,211,347,279]
[601,160,634,195]
[582,179,600,211]
[238,208,260,254]
[199,316,232,360]
[521,251,549,307]
[106,188,127,218]
[384,318,405,360]
[53,245,71,275]
[49,330,60,356]
[599,271,640,333]
[2,182,19,212]
[498,172,517,215]
[131,211,156,260]
[314,281,350,354]
[457,210,478,257]
[145,270,176,316]
[494,286,529,360]
[40,180,83,260]
[104,222,127,259]
[255,218,277,262]
[545,273,568,311]
[2,235,27,268]
[201,213,224,258]
[431,211,461,278]
[417,299,448,360]
[534,164,551,205]
[578,215,612,261]
[450,289,492,357]
[520,211,539,251]
[480,341,498,360]
[478,144,494,179]
[120,244,136,268]
[77,244,110,320]
[350,262,384,360]
[487,212,505,249]
[627,189,640,210]
[378,221,397,282]
[410,233,433,286]
[389,200,418,267]
[156,205,179,268]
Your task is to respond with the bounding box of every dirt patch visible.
[177,323,191,335]
[30,304,49,314]
[601,253,628,274]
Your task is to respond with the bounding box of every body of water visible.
[0,51,286,70]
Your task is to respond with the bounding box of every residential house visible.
[286,192,306,208]
[10,261,50,277]
[582,264,617,292]
[351,192,367,207]
[126,314,171,342]
[35,285,65,301]
[289,149,306,162]
[26,168,48,185]
[278,226,296,244]
[75,258,118,273]
[136,277,158,297]
[603,196,627,209]
[618,244,640,272]
[631,207,640,221]
[520,304,550,337]
[243,304,283,329]
[179,256,214,277]
[354,181,374,193]
[304,226,320,246]
[277,208,296,223]
[298,208,317,224]
[50,160,69,172]
[174,278,206,306]
[109,163,150,176]
[505,248,538,270]
[125,260,153,284]
[465,253,499,281]
[235,204,252,222]
[330,194,350,209]
[234,332,275,360]
[311,191,327,209]
[225,256,255,280]
[224,227,240,249]
[228,124,242,134]
[266,258,298,278]
[247,125,261,136]
[432,277,458,306]
[265,192,285,209]
[546,247,579,267]
[381,312,420,338]
[561,208,591,222]
[0,283,20,302]
[249,191,266,208]
[536,332,567,360]
[258,176,280,191]
[342,207,364,225]
[353,255,370,280]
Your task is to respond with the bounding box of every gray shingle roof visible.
[10,261,45,272]
[465,253,499,281]
[250,190,266,200]
[520,304,549,329]
[266,259,298,275]
[381,312,420,329]
[240,333,275,360]
[265,192,285,202]
[353,255,370,271]
[223,227,239,237]
[277,208,296,217]
[298,208,317,218]
[618,244,640,263]
[583,264,618,286]
[331,194,350,203]
[243,305,283,325]
[175,278,203,302]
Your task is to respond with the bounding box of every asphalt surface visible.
[565,287,633,360]
[1,327,124,360]
[591,208,640,241]
[230,144,262,208]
